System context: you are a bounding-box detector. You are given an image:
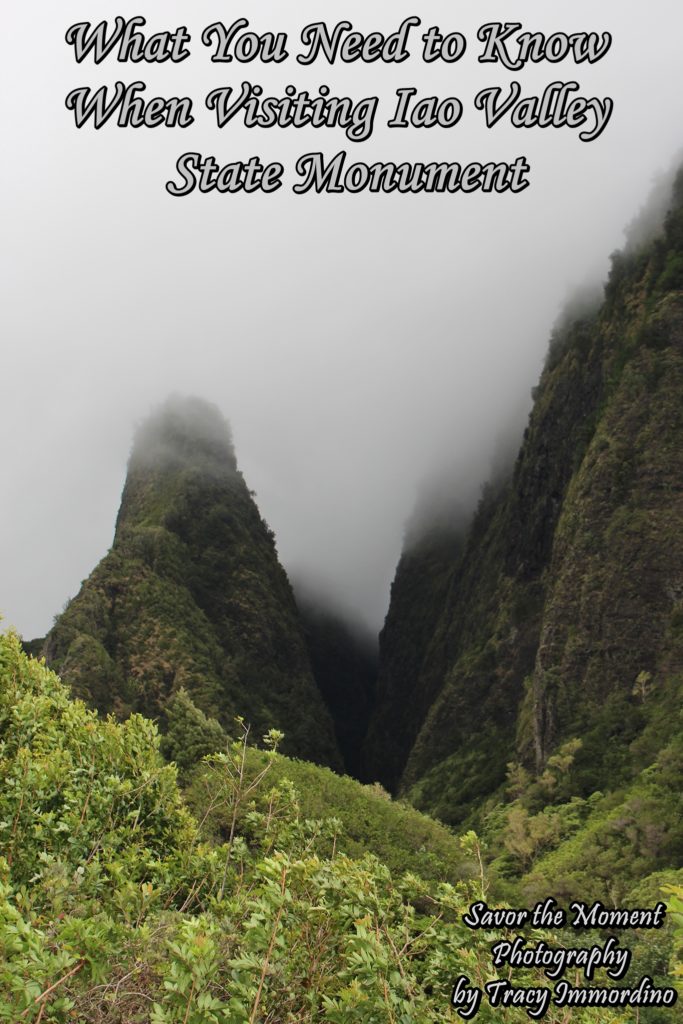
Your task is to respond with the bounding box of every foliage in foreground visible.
[185,745,472,886]
[0,631,672,1022]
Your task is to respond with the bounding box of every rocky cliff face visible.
[45,397,342,768]
[366,170,683,824]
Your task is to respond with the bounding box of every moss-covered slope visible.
[44,397,341,768]
[372,170,683,826]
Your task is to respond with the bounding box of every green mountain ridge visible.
[43,396,342,769]
[364,168,683,833]
[24,166,683,923]
[6,164,683,1023]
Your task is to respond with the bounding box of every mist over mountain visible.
[4,1,683,1011]
[35,164,683,816]
[44,396,342,768]
[6,160,682,973]
[4,1,683,645]
[365,165,683,842]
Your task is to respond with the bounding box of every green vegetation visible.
[44,397,341,769]
[5,631,661,1023]
[365,168,683,841]
[473,731,683,901]
[6,168,683,1022]
[186,745,470,885]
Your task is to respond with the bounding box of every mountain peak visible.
[129,395,237,475]
[115,396,238,540]
[45,396,343,769]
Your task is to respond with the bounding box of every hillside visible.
[187,744,470,884]
[3,630,679,1022]
[43,396,341,768]
[5,166,683,1023]
[366,168,683,834]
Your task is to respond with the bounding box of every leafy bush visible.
[0,631,646,1022]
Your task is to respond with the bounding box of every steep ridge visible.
[368,169,683,826]
[44,396,342,768]
[35,169,683,831]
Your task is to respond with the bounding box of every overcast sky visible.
[2,0,682,638]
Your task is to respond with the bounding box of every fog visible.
[1,0,682,637]
[128,394,238,475]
